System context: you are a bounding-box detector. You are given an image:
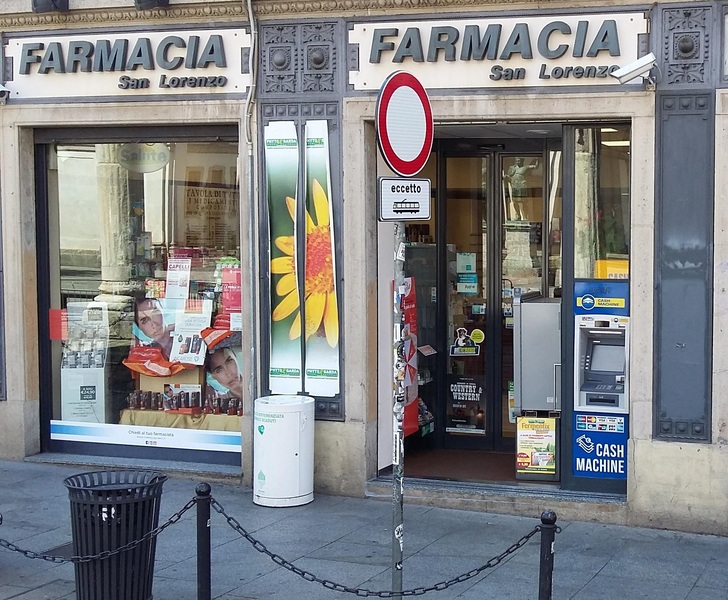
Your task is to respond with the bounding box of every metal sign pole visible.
[375,71,432,598]
[391,221,406,597]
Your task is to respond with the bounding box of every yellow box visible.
[139,368,205,394]
[594,259,629,279]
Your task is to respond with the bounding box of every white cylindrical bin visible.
[253,395,315,507]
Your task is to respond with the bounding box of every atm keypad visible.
[592,384,625,392]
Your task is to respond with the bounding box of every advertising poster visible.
[183,182,239,249]
[402,277,419,437]
[446,375,486,434]
[303,120,341,396]
[265,121,303,393]
[516,417,557,476]
[574,280,629,316]
[60,368,107,423]
[573,412,628,479]
[222,266,242,309]
[449,326,484,356]
[205,346,245,403]
[165,258,192,299]
[169,310,211,365]
[221,267,242,331]
[456,273,478,294]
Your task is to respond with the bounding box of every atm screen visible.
[590,343,625,373]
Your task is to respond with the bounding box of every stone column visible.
[95,143,138,297]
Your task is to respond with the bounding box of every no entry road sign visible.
[376,71,434,178]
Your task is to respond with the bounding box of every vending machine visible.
[513,291,561,413]
[572,281,629,482]
[513,291,561,482]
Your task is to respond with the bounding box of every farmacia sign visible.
[349,12,648,89]
[4,28,251,100]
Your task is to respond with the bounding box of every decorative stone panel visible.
[260,22,339,97]
[660,6,711,87]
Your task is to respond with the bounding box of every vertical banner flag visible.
[265,121,303,394]
[304,120,341,396]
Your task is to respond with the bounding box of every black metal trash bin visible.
[63,470,167,600]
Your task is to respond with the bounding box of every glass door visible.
[444,157,491,445]
[440,149,552,452]
[500,154,545,447]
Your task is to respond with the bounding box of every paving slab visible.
[0,458,726,600]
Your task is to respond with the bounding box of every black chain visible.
[211,497,541,597]
[0,498,196,564]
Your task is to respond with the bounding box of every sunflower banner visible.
[303,120,340,396]
[265,121,303,394]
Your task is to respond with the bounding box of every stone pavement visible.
[0,458,727,599]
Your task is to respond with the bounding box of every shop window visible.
[573,126,630,279]
[44,139,244,454]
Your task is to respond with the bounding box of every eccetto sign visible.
[378,177,431,221]
[3,28,251,101]
[349,12,648,90]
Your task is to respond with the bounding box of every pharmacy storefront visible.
[345,9,656,497]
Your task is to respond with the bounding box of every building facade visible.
[0,0,725,535]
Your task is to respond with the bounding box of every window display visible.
[46,139,243,454]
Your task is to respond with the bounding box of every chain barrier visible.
[211,497,541,597]
[0,498,196,564]
[0,492,553,598]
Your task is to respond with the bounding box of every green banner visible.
[264,121,303,393]
[304,120,340,396]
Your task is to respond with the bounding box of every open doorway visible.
[399,124,563,483]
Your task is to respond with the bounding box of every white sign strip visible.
[50,420,241,453]
[4,28,251,100]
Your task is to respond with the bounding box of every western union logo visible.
[576,296,625,308]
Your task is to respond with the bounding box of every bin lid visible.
[255,395,315,406]
[63,469,167,492]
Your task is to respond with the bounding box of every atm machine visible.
[572,281,630,485]
[574,315,629,413]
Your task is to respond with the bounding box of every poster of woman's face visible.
[133,298,179,360]
[206,346,243,398]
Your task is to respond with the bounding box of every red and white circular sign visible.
[376,71,434,178]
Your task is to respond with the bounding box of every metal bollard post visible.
[196,483,212,600]
[538,510,557,600]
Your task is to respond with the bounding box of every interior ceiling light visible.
[526,129,551,135]
[32,0,69,12]
[134,0,170,9]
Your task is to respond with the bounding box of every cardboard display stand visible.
[60,301,110,423]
